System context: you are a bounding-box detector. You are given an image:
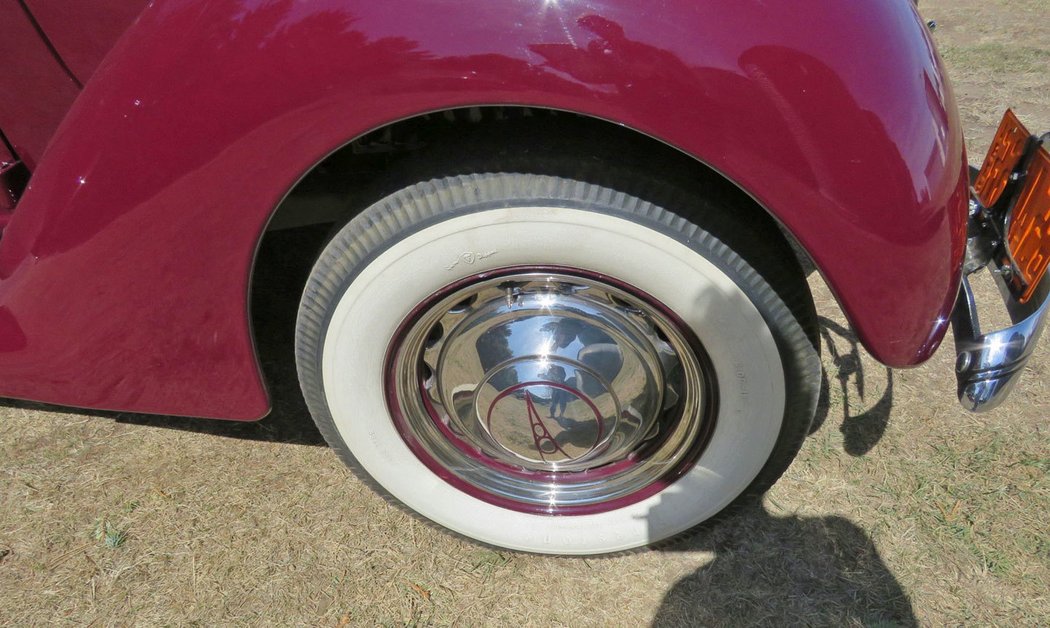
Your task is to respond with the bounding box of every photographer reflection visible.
[543,363,573,421]
[543,318,625,396]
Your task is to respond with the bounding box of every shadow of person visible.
[652,503,917,627]
[809,317,895,457]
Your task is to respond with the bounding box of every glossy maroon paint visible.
[23,0,149,84]
[0,2,80,169]
[0,0,968,420]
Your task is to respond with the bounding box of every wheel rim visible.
[384,267,717,515]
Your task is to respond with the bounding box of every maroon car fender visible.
[0,0,969,420]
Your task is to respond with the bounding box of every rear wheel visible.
[296,169,820,555]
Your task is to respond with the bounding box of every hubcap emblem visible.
[480,370,616,466]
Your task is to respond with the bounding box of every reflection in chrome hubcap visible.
[386,269,713,514]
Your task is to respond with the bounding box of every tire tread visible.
[296,160,821,556]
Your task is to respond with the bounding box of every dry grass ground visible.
[1,0,1048,625]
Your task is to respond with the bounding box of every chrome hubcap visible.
[386,269,713,514]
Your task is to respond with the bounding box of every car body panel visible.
[0,2,80,169]
[23,0,149,84]
[0,0,968,420]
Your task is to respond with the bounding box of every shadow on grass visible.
[0,225,330,447]
[651,317,908,626]
[810,316,895,457]
[652,503,917,627]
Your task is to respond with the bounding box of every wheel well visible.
[262,107,807,254]
[250,106,815,394]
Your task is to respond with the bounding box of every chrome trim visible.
[387,270,712,511]
[951,266,1050,412]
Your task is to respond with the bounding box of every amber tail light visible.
[973,109,1030,209]
[1006,146,1050,303]
[973,109,1050,304]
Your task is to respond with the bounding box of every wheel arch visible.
[0,0,965,419]
[258,104,813,273]
[254,105,819,390]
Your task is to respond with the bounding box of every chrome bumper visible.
[951,269,1050,412]
[949,119,1050,412]
[951,164,1050,412]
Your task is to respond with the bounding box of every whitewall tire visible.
[296,171,820,555]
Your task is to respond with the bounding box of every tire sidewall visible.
[301,175,790,555]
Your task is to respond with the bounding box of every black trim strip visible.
[0,128,17,161]
[14,0,84,89]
